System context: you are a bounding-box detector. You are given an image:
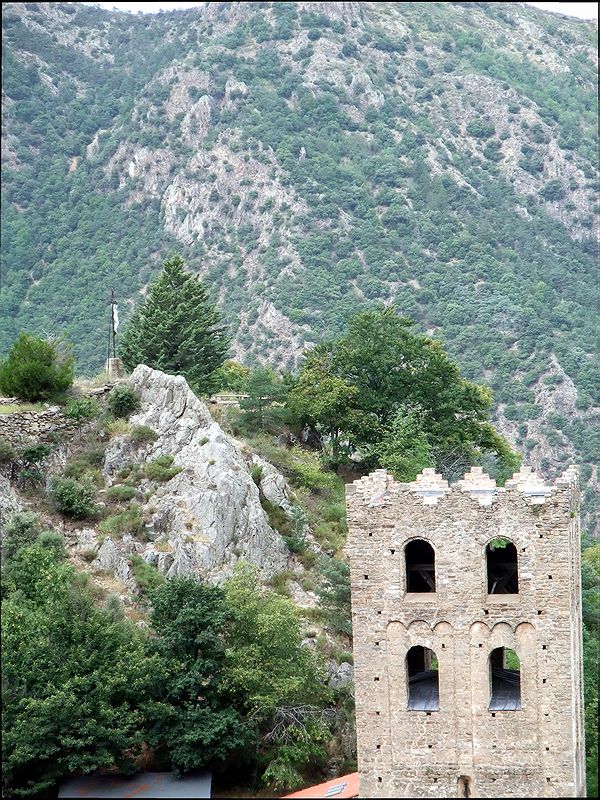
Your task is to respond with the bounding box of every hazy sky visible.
[91,2,598,21]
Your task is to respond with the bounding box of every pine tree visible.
[119,255,230,395]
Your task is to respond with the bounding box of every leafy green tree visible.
[286,349,369,468]
[239,367,287,431]
[119,255,230,396]
[214,360,251,392]
[223,564,332,790]
[315,556,352,637]
[144,577,250,774]
[2,544,155,799]
[288,308,517,477]
[366,406,434,479]
[583,625,599,797]
[0,333,73,401]
[1,512,44,563]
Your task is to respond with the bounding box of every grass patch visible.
[144,455,182,482]
[64,448,106,486]
[106,484,136,502]
[99,504,144,537]
[130,554,165,596]
[131,425,158,443]
[267,569,295,597]
[0,402,46,414]
[104,418,131,436]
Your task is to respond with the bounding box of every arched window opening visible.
[405,539,436,593]
[486,539,519,594]
[457,776,472,798]
[489,647,521,710]
[407,645,439,710]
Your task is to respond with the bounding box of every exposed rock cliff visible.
[93,365,292,583]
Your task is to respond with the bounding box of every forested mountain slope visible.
[1,1,598,529]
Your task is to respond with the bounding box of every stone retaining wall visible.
[0,386,113,446]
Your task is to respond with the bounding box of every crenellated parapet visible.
[347,464,579,512]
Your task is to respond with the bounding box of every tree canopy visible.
[119,255,230,395]
[287,307,518,477]
[0,333,73,401]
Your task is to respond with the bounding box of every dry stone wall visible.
[0,386,112,446]
[0,406,78,445]
[345,466,585,799]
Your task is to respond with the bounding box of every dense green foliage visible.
[49,476,97,519]
[0,333,73,401]
[1,2,598,793]
[581,543,600,797]
[1,528,333,798]
[1,512,46,563]
[287,307,519,478]
[2,544,155,799]
[239,366,287,431]
[107,384,140,419]
[119,255,229,395]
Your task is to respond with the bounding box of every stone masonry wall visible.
[345,466,585,799]
[0,387,112,446]
[0,407,79,445]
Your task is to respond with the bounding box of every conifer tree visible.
[119,255,230,395]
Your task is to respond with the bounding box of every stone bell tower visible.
[345,465,585,798]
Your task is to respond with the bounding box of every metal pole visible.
[110,288,116,360]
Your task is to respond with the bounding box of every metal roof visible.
[58,771,211,798]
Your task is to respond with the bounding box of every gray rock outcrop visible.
[104,365,291,582]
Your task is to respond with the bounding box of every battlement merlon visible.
[345,464,580,510]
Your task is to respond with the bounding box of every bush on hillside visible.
[1,512,43,562]
[0,333,74,401]
[0,438,17,464]
[64,396,100,425]
[50,476,96,519]
[107,385,140,419]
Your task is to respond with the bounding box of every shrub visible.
[261,498,291,538]
[540,179,566,202]
[130,553,165,595]
[0,332,74,401]
[64,397,100,424]
[250,463,264,486]
[104,418,131,436]
[99,504,144,537]
[144,455,182,482]
[19,443,52,465]
[1,512,43,561]
[117,462,145,487]
[131,425,158,443]
[466,118,495,139]
[106,484,136,502]
[50,476,96,519]
[0,437,17,464]
[36,530,66,560]
[107,385,140,419]
[289,450,336,490]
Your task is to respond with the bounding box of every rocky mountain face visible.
[1,2,598,531]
